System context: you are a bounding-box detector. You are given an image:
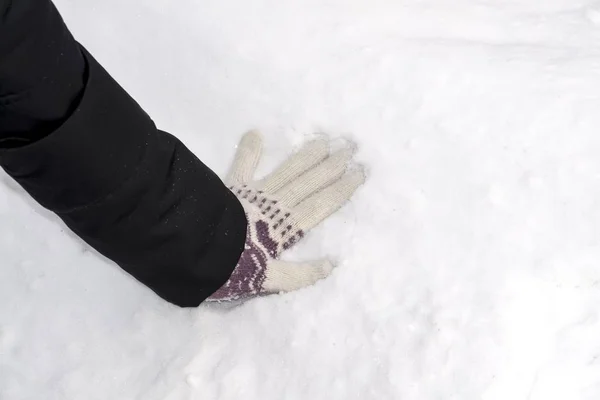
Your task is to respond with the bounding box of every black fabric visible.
[0,0,247,307]
[0,0,85,145]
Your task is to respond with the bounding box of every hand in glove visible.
[208,131,365,302]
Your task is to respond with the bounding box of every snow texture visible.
[2,0,600,399]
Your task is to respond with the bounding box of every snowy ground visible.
[2,0,600,398]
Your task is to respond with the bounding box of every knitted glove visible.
[208,131,365,301]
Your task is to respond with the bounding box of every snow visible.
[2,0,600,398]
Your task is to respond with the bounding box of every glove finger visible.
[262,259,334,293]
[226,130,263,185]
[276,145,355,207]
[292,168,366,231]
[257,138,328,193]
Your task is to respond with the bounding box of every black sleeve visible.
[0,0,247,307]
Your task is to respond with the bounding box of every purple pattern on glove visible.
[208,225,269,301]
[254,220,279,258]
[208,186,306,301]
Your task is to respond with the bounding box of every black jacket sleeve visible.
[0,0,247,307]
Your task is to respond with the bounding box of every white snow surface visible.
[2,0,600,399]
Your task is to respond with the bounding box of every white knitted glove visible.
[208,131,365,301]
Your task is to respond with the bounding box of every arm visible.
[0,0,247,307]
